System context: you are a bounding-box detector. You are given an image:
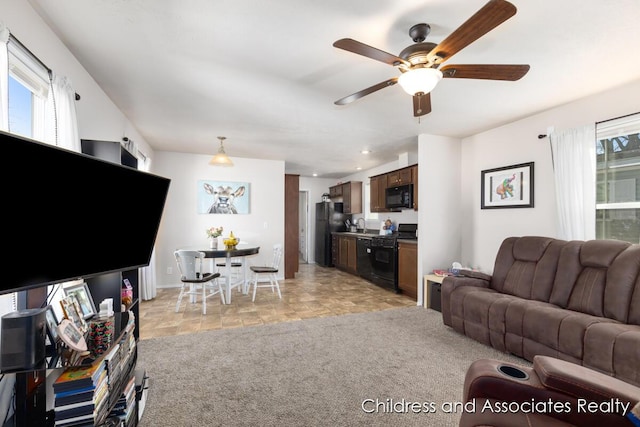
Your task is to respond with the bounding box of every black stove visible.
[369,224,417,292]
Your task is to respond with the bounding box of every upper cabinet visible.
[329,181,362,214]
[370,164,419,212]
[370,175,388,213]
[387,167,413,186]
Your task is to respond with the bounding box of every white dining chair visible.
[174,250,224,314]
[249,244,283,302]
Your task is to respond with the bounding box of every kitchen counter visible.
[332,231,418,243]
[332,231,379,238]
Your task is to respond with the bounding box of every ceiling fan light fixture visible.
[398,68,443,96]
[209,136,234,166]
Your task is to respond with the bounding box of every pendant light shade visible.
[398,68,443,96]
[209,136,233,166]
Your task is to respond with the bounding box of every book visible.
[53,359,105,392]
[55,375,107,409]
[53,412,94,426]
[54,402,95,420]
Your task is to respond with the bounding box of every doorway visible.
[299,190,309,263]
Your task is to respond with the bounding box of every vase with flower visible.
[206,226,223,249]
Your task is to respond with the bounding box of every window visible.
[7,36,50,141]
[595,113,640,243]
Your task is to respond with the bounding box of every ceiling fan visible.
[333,0,530,117]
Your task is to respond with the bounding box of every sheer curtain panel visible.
[549,124,596,240]
[48,72,80,152]
[138,151,158,300]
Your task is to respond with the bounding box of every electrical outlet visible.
[167,267,173,275]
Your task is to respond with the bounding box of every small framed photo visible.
[57,319,87,353]
[45,305,60,344]
[63,282,97,320]
[60,294,87,334]
[481,162,534,209]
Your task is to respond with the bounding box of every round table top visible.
[178,243,260,258]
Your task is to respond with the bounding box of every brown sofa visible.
[441,236,640,387]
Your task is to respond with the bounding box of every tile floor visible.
[138,263,416,340]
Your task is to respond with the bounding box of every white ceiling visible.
[27,0,640,178]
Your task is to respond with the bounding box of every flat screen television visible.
[2,130,171,295]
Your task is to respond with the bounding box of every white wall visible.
[460,79,640,273]
[417,134,462,305]
[153,152,285,287]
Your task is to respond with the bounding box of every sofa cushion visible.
[520,305,614,361]
[492,236,565,301]
[583,322,640,386]
[605,244,640,324]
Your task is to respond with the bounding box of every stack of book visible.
[52,358,109,426]
[108,375,137,426]
[104,342,122,388]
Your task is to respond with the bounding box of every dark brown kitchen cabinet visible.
[397,242,417,300]
[369,175,388,212]
[342,181,362,214]
[387,167,412,186]
[370,164,419,212]
[329,181,362,214]
[335,234,357,274]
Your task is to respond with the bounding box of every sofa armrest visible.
[459,269,493,282]
[463,357,640,427]
[534,355,640,407]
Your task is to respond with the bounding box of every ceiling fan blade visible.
[335,78,398,105]
[441,64,530,80]
[427,0,517,64]
[333,38,410,67]
[412,92,432,117]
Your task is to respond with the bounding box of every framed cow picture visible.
[197,180,250,214]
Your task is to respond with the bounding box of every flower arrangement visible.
[206,226,223,239]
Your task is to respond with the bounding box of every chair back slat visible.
[174,250,205,280]
[272,244,283,269]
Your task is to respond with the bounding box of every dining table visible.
[178,243,260,304]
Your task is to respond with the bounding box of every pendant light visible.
[209,136,234,166]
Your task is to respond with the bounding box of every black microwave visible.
[385,184,413,209]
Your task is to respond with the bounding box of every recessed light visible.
[361,150,371,154]
[312,173,318,177]
[356,167,362,170]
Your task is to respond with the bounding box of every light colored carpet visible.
[137,307,529,427]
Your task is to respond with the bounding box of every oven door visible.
[369,243,398,291]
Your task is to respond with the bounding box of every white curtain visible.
[549,124,596,240]
[0,22,9,131]
[42,72,80,151]
[138,151,158,300]
[49,72,80,152]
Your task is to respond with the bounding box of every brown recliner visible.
[459,356,640,427]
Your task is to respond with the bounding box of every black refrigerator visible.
[315,201,350,267]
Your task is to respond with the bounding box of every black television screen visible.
[2,130,170,295]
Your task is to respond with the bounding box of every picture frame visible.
[481,162,534,209]
[63,282,97,320]
[60,294,87,334]
[57,319,88,353]
[45,305,59,344]
[197,180,250,214]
